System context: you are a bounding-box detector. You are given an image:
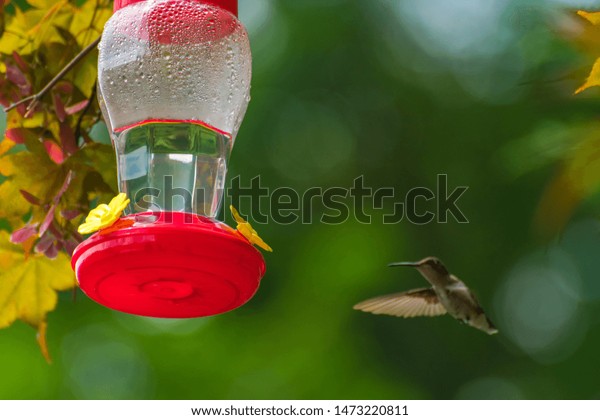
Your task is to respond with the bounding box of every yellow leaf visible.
[0,139,15,156]
[0,181,31,225]
[574,11,600,94]
[534,126,600,236]
[26,1,72,44]
[0,231,75,326]
[0,236,20,269]
[72,53,98,97]
[27,0,64,9]
[70,1,112,46]
[2,110,45,156]
[0,7,43,54]
[36,321,51,363]
[0,8,28,54]
[0,150,62,193]
[0,231,75,360]
[20,111,46,129]
[0,0,74,54]
[575,57,600,94]
[577,10,600,25]
[0,142,71,226]
[0,31,22,55]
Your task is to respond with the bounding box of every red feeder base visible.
[71,212,266,318]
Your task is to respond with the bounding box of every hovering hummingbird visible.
[354,257,498,335]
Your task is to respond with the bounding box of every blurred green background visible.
[2,0,600,399]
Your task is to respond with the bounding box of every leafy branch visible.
[3,36,101,115]
[0,0,115,362]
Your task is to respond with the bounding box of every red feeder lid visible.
[114,0,238,16]
[71,212,265,318]
[114,0,239,45]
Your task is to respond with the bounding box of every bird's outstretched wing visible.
[353,288,447,318]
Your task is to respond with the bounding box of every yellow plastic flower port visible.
[78,193,131,235]
[230,205,273,252]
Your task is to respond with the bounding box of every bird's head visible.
[388,256,449,276]
[469,313,499,335]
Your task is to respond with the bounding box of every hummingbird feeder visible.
[71,0,267,318]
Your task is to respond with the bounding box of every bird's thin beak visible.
[388,261,421,267]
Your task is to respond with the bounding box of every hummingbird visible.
[353,257,498,335]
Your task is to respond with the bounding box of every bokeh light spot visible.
[62,325,154,398]
[456,376,524,399]
[495,248,586,363]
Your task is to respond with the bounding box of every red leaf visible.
[53,94,67,122]
[54,81,73,94]
[19,189,41,206]
[47,222,62,239]
[65,100,89,115]
[5,63,27,87]
[0,82,9,107]
[53,171,73,205]
[5,64,31,96]
[44,243,59,259]
[60,209,81,220]
[5,128,30,144]
[10,225,38,244]
[64,238,80,256]
[59,123,77,155]
[34,232,54,254]
[10,91,27,116]
[16,103,27,116]
[38,204,56,237]
[43,141,65,165]
[12,52,29,72]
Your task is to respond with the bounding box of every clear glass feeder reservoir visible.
[71,0,265,318]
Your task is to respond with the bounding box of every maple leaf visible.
[0,146,65,224]
[0,231,76,362]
